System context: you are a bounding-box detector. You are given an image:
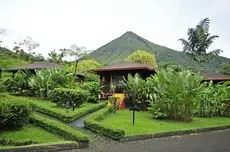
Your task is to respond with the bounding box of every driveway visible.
[65,129,230,152]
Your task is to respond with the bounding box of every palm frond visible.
[198,17,210,33]
[178,38,192,53]
[204,35,219,49]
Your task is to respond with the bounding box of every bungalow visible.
[3,61,62,76]
[92,62,157,98]
[92,62,230,98]
[202,72,230,83]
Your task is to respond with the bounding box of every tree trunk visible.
[73,59,79,81]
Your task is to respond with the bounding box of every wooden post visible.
[133,110,135,126]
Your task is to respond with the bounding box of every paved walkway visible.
[70,113,92,128]
[65,129,230,152]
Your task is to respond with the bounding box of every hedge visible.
[0,94,31,130]
[79,82,101,103]
[84,107,125,140]
[0,138,36,146]
[30,113,89,143]
[30,101,106,123]
[50,88,89,108]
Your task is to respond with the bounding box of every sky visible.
[0,0,230,59]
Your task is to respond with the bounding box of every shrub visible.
[30,113,89,142]
[123,73,151,110]
[2,71,32,96]
[149,68,204,122]
[84,107,125,140]
[79,82,101,103]
[196,81,230,117]
[0,94,31,130]
[28,69,73,98]
[50,88,89,108]
[108,96,120,112]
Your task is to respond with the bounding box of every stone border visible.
[120,125,230,142]
[0,142,88,152]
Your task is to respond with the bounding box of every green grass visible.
[18,96,105,122]
[0,124,66,143]
[99,109,230,136]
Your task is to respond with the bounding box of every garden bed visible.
[100,110,230,136]
[84,108,230,140]
[84,107,125,140]
[20,96,105,123]
[30,113,89,144]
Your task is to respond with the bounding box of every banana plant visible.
[150,68,204,121]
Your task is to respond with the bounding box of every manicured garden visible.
[99,109,230,136]
[0,71,103,150]
[1,46,230,150]
[84,68,230,140]
[1,124,66,144]
[23,96,105,122]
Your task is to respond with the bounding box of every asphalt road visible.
[65,129,230,152]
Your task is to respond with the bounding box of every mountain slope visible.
[90,31,229,71]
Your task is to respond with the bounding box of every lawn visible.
[19,96,105,122]
[99,109,230,136]
[0,124,66,144]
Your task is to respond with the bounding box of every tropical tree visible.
[125,50,158,67]
[48,49,66,63]
[68,44,91,75]
[179,17,222,63]
[159,62,184,72]
[75,59,103,81]
[220,62,230,75]
[19,37,39,60]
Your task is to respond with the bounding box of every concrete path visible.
[64,129,230,152]
[70,113,92,128]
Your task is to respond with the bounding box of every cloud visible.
[0,0,229,58]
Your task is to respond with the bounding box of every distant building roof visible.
[202,72,230,81]
[4,62,62,72]
[92,62,157,73]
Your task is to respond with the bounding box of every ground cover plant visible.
[99,109,230,137]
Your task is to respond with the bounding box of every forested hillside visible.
[91,31,229,72]
[0,47,28,68]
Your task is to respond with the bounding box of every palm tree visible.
[179,17,222,63]
[48,49,66,63]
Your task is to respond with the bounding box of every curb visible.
[120,125,230,142]
[0,142,88,152]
